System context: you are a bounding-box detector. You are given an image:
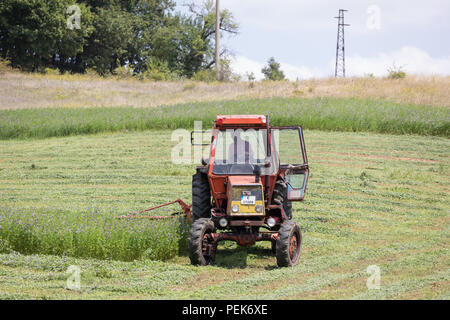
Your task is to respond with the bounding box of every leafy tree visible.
[0,0,93,72]
[262,57,285,81]
[82,5,134,75]
[80,0,176,75]
[0,0,240,79]
[178,0,239,77]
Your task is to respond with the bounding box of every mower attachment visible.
[116,198,192,222]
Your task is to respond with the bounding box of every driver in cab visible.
[227,131,255,164]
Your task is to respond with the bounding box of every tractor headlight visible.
[232,205,239,213]
[219,217,228,228]
[255,204,263,213]
[267,217,276,227]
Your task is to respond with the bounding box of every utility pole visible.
[215,0,221,81]
[334,9,349,78]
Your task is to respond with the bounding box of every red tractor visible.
[189,115,309,267]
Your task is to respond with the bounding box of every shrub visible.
[387,64,406,79]
[44,68,60,75]
[192,69,216,82]
[142,58,178,81]
[0,58,11,74]
[262,57,285,81]
[113,65,133,79]
[0,238,12,253]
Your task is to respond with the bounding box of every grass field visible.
[1,67,450,109]
[1,97,449,139]
[0,129,448,299]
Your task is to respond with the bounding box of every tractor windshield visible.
[212,129,275,175]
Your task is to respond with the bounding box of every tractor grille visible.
[229,185,264,216]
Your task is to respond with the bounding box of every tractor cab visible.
[189,115,309,267]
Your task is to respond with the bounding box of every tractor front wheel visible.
[276,220,302,267]
[189,218,216,266]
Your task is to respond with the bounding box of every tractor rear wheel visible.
[192,172,211,221]
[273,179,292,219]
[276,220,302,267]
[188,218,216,266]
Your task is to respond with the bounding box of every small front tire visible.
[188,218,216,266]
[276,220,302,267]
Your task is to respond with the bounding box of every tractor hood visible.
[226,176,265,216]
[227,176,260,186]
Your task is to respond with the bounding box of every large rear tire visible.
[188,218,216,266]
[276,220,302,267]
[192,172,211,221]
[272,178,292,219]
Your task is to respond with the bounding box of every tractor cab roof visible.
[215,115,267,129]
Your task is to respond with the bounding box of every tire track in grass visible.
[399,280,450,299]
[244,243,444,299]
[351,268,450,300]
[161,246,398,299]
[294,246,448,299]
[431,291,450,300]
[0,253,199,299]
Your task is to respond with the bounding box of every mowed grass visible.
[0,97,449,140]
[0,129,448,299]
[0,131,191,261]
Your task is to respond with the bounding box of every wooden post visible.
[215,0,221,81]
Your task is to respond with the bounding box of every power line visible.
[334,9,349,78]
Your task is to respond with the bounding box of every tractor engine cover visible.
[226,176,265,216]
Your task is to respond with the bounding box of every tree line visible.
[0,0,239,79]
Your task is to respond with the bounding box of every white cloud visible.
[231,55,327,80]
[232,46,450,80]
[280,62,328,80]
[231,56,264,80]
[347,46,450,77]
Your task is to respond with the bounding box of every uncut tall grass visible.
[0,207,189,261]
[0,97,448,139]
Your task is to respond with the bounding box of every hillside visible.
[1,64,449,110]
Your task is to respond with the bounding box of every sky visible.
[175,0,450,80]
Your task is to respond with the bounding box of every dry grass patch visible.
[1,70,449,109]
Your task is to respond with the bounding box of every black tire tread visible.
[273,178,292,219]
[188,218,215,266]
[192,172,211,221]
[276,220,302,267]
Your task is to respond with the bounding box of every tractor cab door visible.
[272,127,309,201]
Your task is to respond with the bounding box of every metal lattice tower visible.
[334,9,349,78]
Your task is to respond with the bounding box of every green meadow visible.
[0,128,448,299]
[0,97,448,139]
